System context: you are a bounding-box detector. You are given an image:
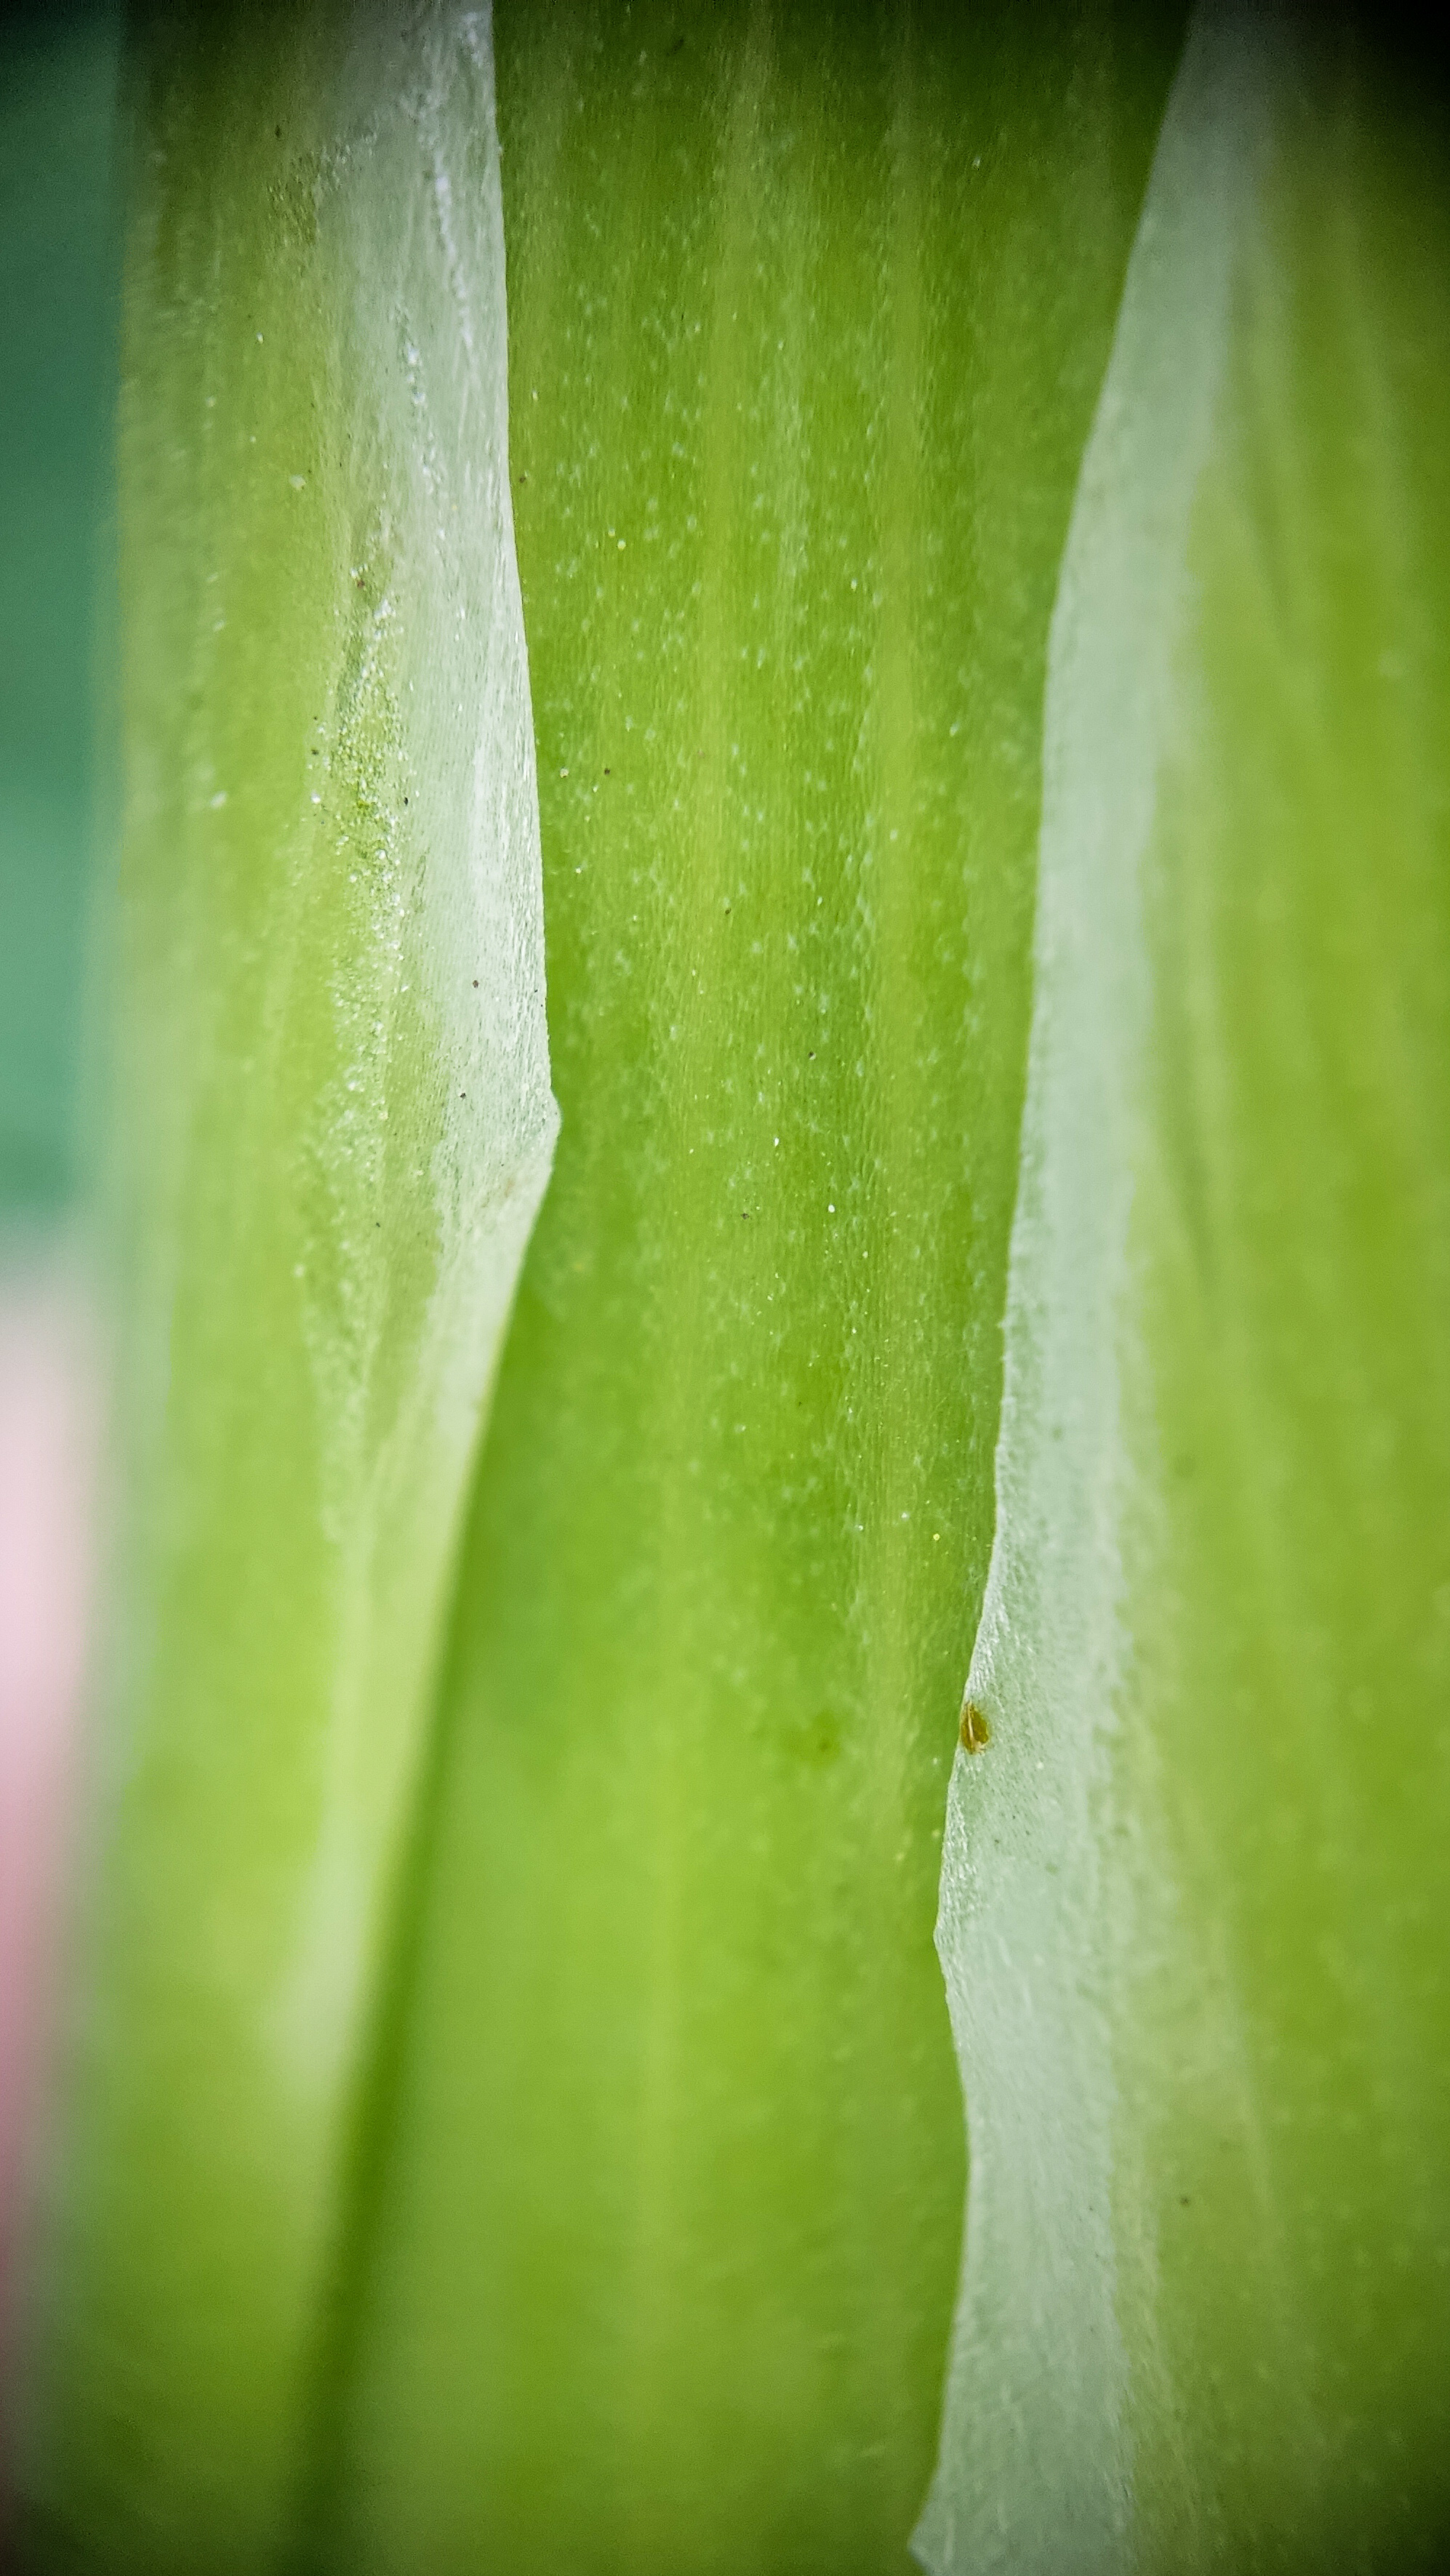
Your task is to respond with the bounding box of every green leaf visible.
[16,11,555,2567]
[297,8,1183,2572]
[925,11,1450,2569]
[27,7,1447,2570]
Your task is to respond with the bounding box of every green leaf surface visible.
[924,11,1450,2569]
[303,8,1183,2572]
[15,10,555,2567]
[23,7,1442,2569]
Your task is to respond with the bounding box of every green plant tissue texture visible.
[13,8,556,2569]
[0,1,121,1221]
[926,10,1450,2572]
[1126,29,1450,2566]
[308,7,1185,2573]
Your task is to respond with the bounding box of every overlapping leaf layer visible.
[12,9,1450,2575]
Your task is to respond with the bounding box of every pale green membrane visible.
[309,8,1182,2572]
[921,9,1450,2570]
[15,9,556,2567]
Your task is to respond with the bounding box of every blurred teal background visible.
[0,0,121,1221]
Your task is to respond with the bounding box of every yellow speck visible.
[959,1701,991,1754]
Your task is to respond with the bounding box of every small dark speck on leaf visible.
[959,1700,991,1754]
[473,979,478,988]
[797,1708,840,1766]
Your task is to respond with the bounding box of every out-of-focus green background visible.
[0,0,121,1224]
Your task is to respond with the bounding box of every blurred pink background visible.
[0,1267,97,2374]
